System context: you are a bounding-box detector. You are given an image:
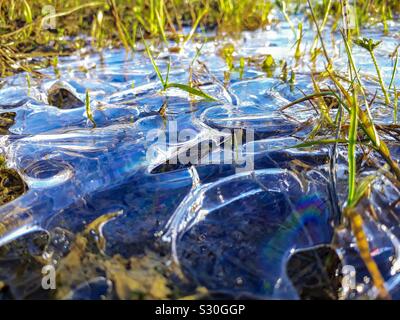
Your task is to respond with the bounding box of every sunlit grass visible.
[277,0,400,298]
[85,90,97,128]
[0,0,398,76]
[0,0,400,299]
[143,35,218,101]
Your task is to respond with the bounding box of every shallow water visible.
[0,20,399,299]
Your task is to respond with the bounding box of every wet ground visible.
[0,19,399,299]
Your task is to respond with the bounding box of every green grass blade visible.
[165,58,171,87]
[22,0,33,24]
[341,31,380,147]
[394,86,398,124]
[279,91,336,111]
[142,35,165,88]
[350,175,376,208]
[306,0,332,66]
[310,0,332,52]
[287,138,348,149]
[191,43,205,66]
[275,1,296,38]
[85,90,96,128]
[108,0,131,51]
[184,7,208,45]
[389,50,398,90]
[166,83,218,101]
[156,9,168,44]
[347,91,359,206]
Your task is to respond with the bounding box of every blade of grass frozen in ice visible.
[165,58,171,87]
[344,206,390,299]
[85,90,96,128]
[347,89,358,206]
[352,175,377,208]
[143,36,217,101]
[191,43,205,67]
[166,83,218,101]
[280,91,336,111]
[287,138,348,149]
